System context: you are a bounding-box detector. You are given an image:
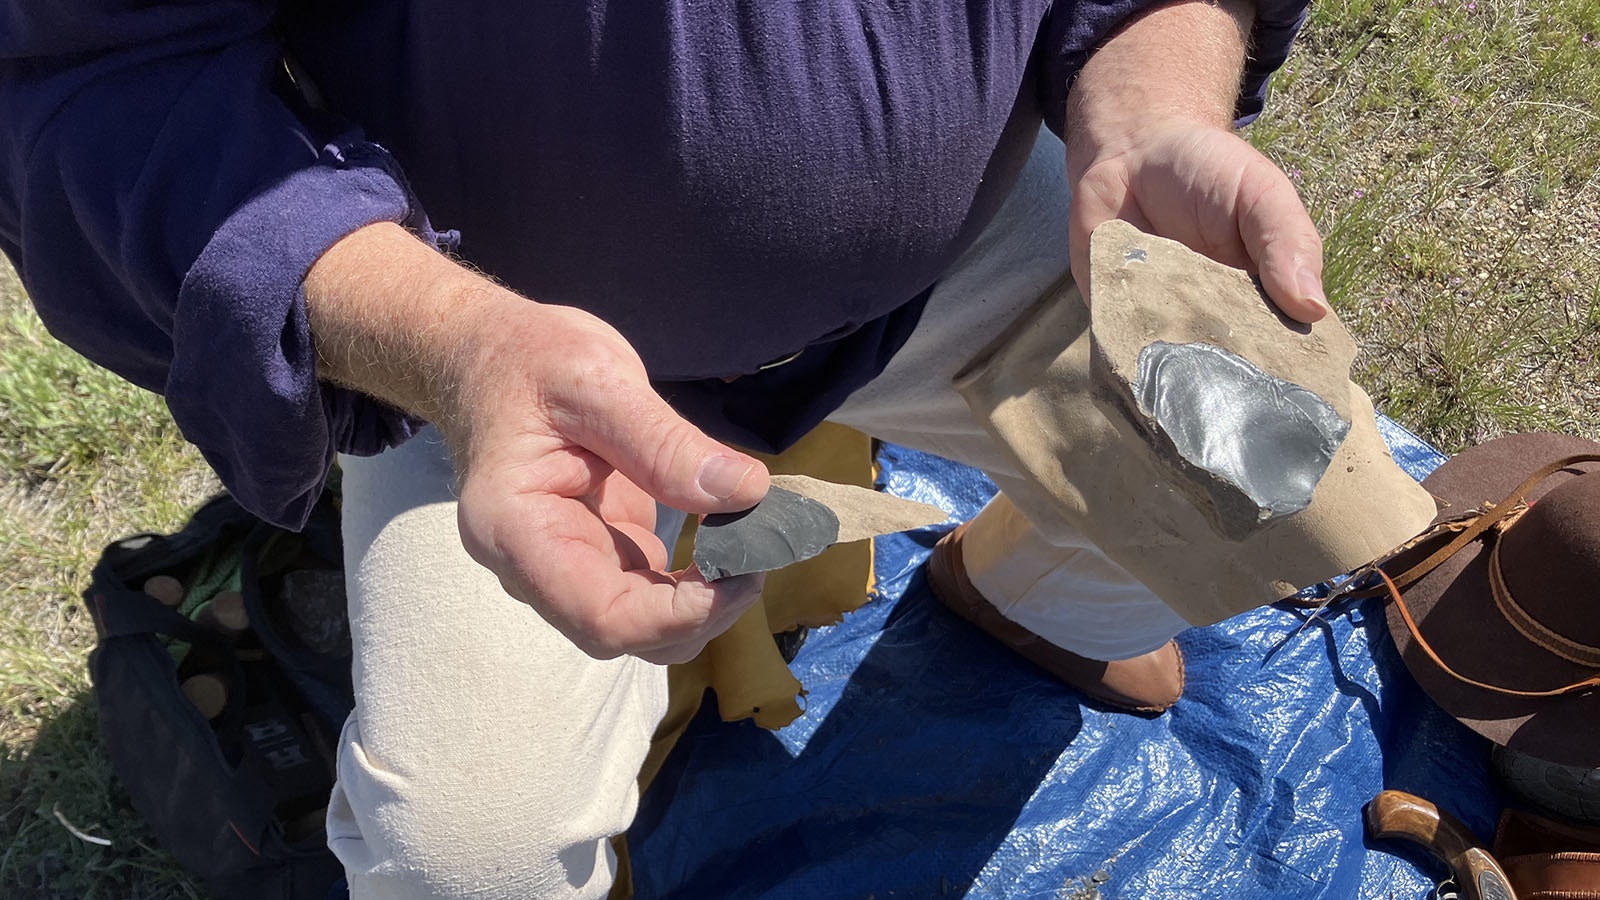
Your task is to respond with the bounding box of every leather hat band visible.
[1381,566,1600,698]
[1371,452,1600,698]
[1489,538,1600,668]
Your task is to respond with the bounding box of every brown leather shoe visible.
[926,522,1185,715]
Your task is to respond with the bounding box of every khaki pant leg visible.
[328,429,668,900]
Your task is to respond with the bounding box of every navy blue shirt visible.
[0,1,1307,528]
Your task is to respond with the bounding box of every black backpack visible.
[83,489,352,899]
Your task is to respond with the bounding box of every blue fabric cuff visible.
[1235,3,1310,125]
[1042,0,1310,133]
[171,138,445,529]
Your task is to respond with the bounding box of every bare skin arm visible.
[1066,0,1329,323]
[303,221,770,665]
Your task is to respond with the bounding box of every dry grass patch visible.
[1251,0,1600,450]
[1,260,215,898]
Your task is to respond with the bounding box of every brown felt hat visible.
[1381,432,1600,769]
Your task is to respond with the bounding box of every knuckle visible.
[544,344,657,438]
[574,635,626,661]
[562,600,630,659]
[645,419,703,477]
[669,584,719,630]
[456,500,509,572]
[559,344,636,402]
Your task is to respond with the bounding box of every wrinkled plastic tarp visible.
[629,418,1501,898]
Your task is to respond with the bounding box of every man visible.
[1,1,1321,896]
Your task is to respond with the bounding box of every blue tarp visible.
[629,419,1502,898]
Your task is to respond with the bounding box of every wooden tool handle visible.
[142,574,185,608]
[180,673,228,720]
[196,589,250,637]
[1365,790,1518,900]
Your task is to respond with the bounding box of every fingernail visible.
[1297,266,1330,313]
[698,456,755,501]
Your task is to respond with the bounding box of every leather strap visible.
[1315,516,1475,604]
[1381,568,1600,697]
[1372,451,1600,699]
[1387,453,1600,592]
[1500,852,1600,898]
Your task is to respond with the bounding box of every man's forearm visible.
[1066,0,1254,167]
[302,221,523,445]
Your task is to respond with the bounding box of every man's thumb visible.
[568,389,770,514]
[1237,162,1330,324]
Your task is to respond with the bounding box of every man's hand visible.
[304,222,771,665]
[1065,0,1329,324]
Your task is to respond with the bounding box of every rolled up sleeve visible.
[1040,0,1312,132]
[0,2,440,528]
[1237,0,1310,124]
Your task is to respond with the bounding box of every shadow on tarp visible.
[629,420,1502,899]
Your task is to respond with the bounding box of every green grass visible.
[1,2,1598,896]
[0,309,179,481]
[1,271,215,899]
[1249,0,1600,450]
